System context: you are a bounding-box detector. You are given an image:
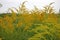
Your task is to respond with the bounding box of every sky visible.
[0,0,60,13]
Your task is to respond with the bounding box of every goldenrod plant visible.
[0,1,60,40]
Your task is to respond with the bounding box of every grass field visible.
[0,2,60,40]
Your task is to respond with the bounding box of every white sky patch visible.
[0,0,60,13]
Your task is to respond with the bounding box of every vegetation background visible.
[0,1,60,40]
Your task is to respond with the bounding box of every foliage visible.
[0,3,2,8]
[0,1,60,40]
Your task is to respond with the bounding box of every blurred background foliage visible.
[0,1,60,40]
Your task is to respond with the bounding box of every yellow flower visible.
[17,22,23,27]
